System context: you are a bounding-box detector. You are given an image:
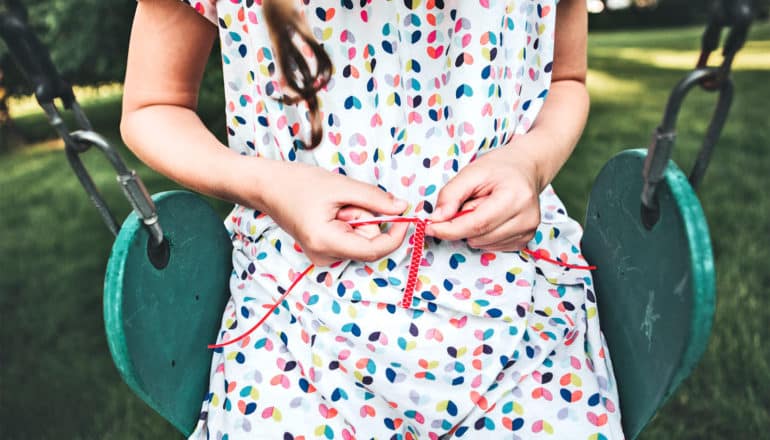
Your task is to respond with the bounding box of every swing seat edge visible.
[582,149,716,440]
[103,190,233,437]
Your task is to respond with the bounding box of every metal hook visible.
[0,2,168,266]
[640,68,734,229]
[65,130,164,248]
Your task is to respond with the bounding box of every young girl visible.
[122,0,623,438]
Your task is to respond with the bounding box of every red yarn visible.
[208,209,595,349]
[207,264,315,349]
[521,248,597,271]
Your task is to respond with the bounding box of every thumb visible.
[336,206,383,239]
[336,206,374,222]
[430,171,480,222]
[344,182,408,216]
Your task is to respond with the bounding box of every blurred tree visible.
[0,0,135,91]
[590,0,709,28]
[748,0,769,18]
[0,0,228,150]
[25,0,135,85]
[0,0,135,150]
[590,0,769,29]
[0,0,36,150]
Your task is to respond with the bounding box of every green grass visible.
[557,23,770,439]
[1,22,769,439]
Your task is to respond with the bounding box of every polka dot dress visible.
[178,1,624,438]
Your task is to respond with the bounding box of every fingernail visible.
[431,206,445,220]
[395,198,408,210]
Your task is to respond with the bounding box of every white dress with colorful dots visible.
[179,0,624,438]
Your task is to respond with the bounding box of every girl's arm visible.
[504,0,589,191]
[426,0,588,251]
[120,0,245,203]
[121,0,409,266]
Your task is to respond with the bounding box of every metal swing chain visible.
[640,0,754,229]
[0,5,164,247]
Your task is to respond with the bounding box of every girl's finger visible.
[426,193,508,241]
[468,230,526,250]
[336,206,372,221]
[460,197,486,211]
[323,220,409,262]
[336,206,380,239]
[471,236,532,252]
[341,182,408,216]
[429,167,486,222]
[465,211,539,248]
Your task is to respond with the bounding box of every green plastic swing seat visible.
[582,149,715,439]
[103,149,715,439]
[104,191,232,435]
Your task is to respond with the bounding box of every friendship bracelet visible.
[208,210,595,349]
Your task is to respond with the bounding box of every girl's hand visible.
[425,146,542,251]
[240,159,409,266]
[335,206,383,239]
[424,0,589,252]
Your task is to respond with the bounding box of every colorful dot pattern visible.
[176,0,624,438]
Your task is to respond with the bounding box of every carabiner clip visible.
[0,5,168,267]
[65,130,165,249]
[641,68,734,229]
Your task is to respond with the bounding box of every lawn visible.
[1,22,768,439]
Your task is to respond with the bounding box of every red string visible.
[521,248,597,271]
[208,209,595,349]
[207,264,315,349]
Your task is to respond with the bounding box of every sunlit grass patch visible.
[587,69,645,100]
[590,42,770,70]
[8,82,123,118]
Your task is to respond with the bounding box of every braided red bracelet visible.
[208,210,595,349]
